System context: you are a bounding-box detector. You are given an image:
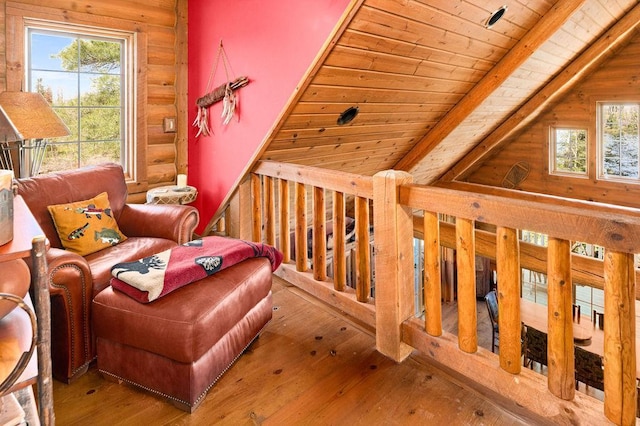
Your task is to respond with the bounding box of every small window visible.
[598,102,640,180]
[550,127,587,175]
[25,21,135,175]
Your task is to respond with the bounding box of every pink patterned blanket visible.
[110,236,283,303]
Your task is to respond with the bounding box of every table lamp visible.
[0,91,70,178]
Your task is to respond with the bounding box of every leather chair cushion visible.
[92,257,272,364]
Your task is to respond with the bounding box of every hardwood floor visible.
[52,277,528,425]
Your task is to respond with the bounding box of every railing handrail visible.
[401,183,640,254]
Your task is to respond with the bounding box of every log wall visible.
[0,0,187,201]
[463,31,640,208]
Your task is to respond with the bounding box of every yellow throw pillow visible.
[47,192,127,256]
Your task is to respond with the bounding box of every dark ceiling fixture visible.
[486,5,507,29]
[337,106,359,125]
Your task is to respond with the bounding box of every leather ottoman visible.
[92,257,273,412]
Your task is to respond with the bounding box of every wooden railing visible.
[229,161,638,425]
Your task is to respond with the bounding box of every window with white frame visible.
[550,127,587,176]
[598,102,640,180]
[25,21,135,175]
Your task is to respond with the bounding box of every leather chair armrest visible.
[43,248,95,381]
[117,204,200,244]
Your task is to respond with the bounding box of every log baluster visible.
[456,217,477,353]
[313,186,326,281]
[355,196,371,302]
[333,191,347,291]
[250,173,262,242]
[547,237,574,400]
[294,182,308,272]
[496,226,520,374]
[603,251,637,425]
[264,175,275,246]
[278,179,291,263]
[424,211,442,337]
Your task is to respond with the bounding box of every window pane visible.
[27,26,129,175]
[40,142,78,174]
[79,141,120,166]
[552,128,587,174]
[80,108,120,141]
[601,104,640,179]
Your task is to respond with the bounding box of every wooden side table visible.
[146,185,198,205]
[0,196,52,425]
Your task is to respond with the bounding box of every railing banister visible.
[264,176,276,246]
[355,196,371,302]
[333,191,347,291]
[294,182,308,272]
[250,173,262,242]
[456,217,477,353]
[373,170,414,362]
[547,237,575,400]
[603,251,637,425]
[313,186,327,281]
[424,211,442,336]
[279,179,291,263]
[496,226,521,374]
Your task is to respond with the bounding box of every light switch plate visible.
[163,117,177,133]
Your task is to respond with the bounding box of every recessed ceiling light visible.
[486,5,507,29]
[337,106,359,125]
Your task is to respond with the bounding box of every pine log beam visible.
[456,218,477,353]
[423,211,442,337]
[547,238,575,400]
[496,227,520,374]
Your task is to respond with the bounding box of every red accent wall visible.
[188,0,350,233]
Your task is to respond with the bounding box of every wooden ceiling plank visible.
[393,0,587,172]
[441,1,640,182]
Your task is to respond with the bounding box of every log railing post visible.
[496,226,521,374]
[237,175,253,241]
[547,237,574,400]
[603,251,637,425]
[424,211,442,336]
[373,170,414,362]
[313,186,327,281]
[333,191,347,291]
[456,217,477,353]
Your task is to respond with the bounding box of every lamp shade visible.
[0,92,70,141]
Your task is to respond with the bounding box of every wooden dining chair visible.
[574,346,604,391]
[484,290,499,353]
[523,325,548,370]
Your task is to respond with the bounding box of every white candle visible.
[177,174,187,188]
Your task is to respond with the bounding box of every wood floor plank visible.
[51,276,526,425]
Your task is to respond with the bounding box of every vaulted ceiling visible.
[257,0,640,185]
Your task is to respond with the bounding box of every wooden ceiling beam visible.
[393,0,587,172]
[441,2,640,183]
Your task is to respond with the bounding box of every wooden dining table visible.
[520,299,593,343]
[520,298,640,379]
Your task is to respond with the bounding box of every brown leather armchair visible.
[16,163,199,383]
